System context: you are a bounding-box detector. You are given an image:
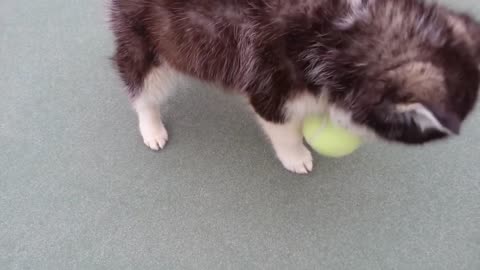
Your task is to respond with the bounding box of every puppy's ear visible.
[462,15,480,62]
[453,14,480,62]
[395,103,460,135]
[364,101,460,144]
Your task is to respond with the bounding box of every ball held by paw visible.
[303,115,361,158]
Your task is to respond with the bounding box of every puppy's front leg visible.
[248,69,314,174]
[256,116,313,174]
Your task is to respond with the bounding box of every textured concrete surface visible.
[1,0,479,269]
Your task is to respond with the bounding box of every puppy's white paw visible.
[277,145,314,174]
[139,122,169,151]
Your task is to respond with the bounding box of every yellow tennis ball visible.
[303,116,361,158]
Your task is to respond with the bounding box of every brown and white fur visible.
[110,0,480,174]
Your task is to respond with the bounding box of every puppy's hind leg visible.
[132,65,177,150]
[111,5,179,150]
[113,43,176,150]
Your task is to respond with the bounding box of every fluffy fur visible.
[110,0,480,173]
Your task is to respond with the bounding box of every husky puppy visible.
[110,0,480,174]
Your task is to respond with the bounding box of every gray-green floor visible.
[1,0,479,269]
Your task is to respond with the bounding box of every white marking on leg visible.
[284,92,329,121]
[136,104,169,151]
[133,65,179,151]
[257,117,313,174]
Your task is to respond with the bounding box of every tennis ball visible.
[303,116,361,158]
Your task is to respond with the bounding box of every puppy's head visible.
[330,3,480,144]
